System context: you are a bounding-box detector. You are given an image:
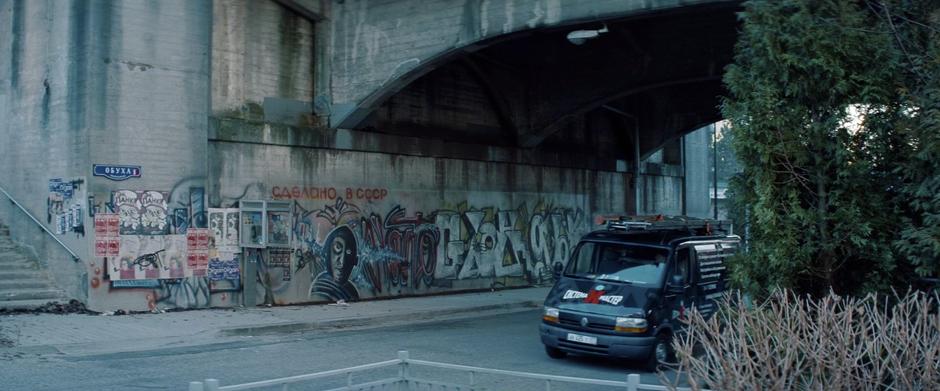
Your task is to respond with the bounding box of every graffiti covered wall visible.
[84,182,241,312]
[67,143,627,311]
[277,196,587,303]
[209,141,631,306]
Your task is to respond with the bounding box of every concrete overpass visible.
[0,0,740,311]
[326,0,738,158]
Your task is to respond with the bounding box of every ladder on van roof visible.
[600,215,733,235]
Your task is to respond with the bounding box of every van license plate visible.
[566,333,597,345]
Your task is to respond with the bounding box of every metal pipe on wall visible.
[713,123,719,219]
[601,105,642,215]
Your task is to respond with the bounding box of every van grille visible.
[559,317,615,331]
[558,339,609,355]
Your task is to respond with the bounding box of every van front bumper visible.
[540,322,656,359]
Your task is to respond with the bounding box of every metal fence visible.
[189,351,707,391]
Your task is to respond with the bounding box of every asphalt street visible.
[0,310,675,390]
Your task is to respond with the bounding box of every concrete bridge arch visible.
[329,0,740,159]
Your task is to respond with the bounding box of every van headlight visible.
[615,317,647,333]
[543,307,560,323]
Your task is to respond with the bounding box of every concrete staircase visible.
[0,221,70,311]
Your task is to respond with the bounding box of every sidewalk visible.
[0,287,549,357]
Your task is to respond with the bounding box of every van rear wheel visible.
[545,346,567,359]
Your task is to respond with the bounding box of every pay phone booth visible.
[239,200,292,306]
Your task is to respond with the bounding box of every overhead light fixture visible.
[566,24,608,45]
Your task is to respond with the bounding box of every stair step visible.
[0,279,53,290]
[0,263,39,271]
[0,254,34,263]
[0,224,70,309]
[0,288,66,301]
[0,257,36,266]
[0,271,45,280]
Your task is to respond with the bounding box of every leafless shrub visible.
[660,290,940,391]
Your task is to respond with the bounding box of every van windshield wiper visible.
[594,276,639,285]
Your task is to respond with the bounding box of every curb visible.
[219,300,542,337]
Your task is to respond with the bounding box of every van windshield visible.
[565,242,669,285]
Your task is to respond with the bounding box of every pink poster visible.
[95,240,108,258]
[94,215,108,237]
[187,230,198,249]
[107,239,121,257]
[197,229,209,249]
[94,213,120,259]
[107,214,120,236]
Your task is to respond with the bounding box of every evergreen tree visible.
[721,0,926,296]
[887,1,940,280]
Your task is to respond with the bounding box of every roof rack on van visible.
[599,215,732,235]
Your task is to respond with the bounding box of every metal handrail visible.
[0,183,81,262]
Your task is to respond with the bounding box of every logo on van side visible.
[563,290,588,300]
[562,289,623,305]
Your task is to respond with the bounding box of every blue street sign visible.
[93,164,141,181]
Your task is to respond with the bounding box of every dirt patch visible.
[0,299,96,315]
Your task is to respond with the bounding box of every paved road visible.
[0,310,674,390]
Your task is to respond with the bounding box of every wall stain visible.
[10,0,24,90]
[40,79,50,129]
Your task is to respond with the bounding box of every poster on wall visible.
[269,249,291,268]
[113,190,169,235]
[208,208,240,253]
[186,228,210,277]
[93,213,121,258]
[48,178,85,235]
[110,235,188,280]
[267,210,291,247]
[208,256,240,281]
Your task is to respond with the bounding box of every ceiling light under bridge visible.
[566,24,608,45]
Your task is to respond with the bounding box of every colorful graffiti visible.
[285,198,586,302]
[152,277,211,309]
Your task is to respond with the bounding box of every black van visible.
[539,216,739,370]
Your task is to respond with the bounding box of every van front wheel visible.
[545,346,567,359]
[644,333,675,371]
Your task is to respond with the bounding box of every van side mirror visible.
[665,275,685,294]
[552,262,563,278]
[671,275,685,286]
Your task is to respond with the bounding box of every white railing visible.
[189,351,708,391]
[0,183,80,262]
